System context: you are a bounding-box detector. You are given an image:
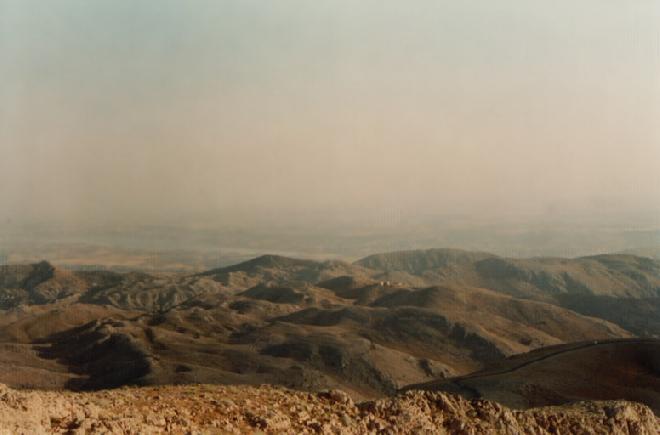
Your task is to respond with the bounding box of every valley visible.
[0,248,658,412]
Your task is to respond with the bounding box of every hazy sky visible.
[1,0,659,227]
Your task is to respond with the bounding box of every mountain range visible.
[0,248,658,411]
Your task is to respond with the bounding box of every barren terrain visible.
[0,248,659,431]
[0,383,657,434]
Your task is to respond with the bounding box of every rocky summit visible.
[0,383,657,434]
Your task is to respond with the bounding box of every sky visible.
[1,0,659,230]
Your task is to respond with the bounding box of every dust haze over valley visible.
[2,0,660,433]
[2,1,660,235]
[2,0,660,268]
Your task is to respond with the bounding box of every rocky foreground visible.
[0,384,658,434]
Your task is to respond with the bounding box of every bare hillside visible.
[0,249,657,406]
[406,339,660,414]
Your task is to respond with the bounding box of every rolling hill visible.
[405,339,660,414]
[0,248,657,407]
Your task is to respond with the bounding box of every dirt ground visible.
[0,383,657,434]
